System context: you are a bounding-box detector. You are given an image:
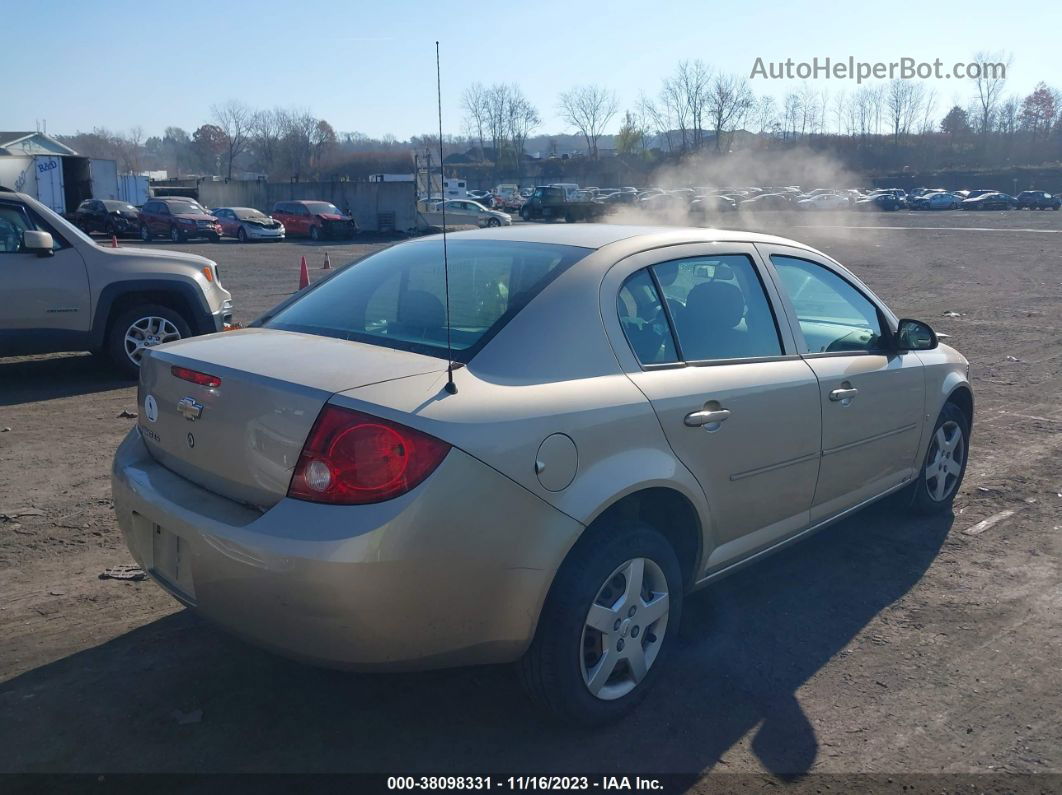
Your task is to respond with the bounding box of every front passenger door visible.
[761,247,926,522]
[0,200,90,333]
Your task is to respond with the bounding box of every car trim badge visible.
[144,394,158,423]
[177,396,203,422]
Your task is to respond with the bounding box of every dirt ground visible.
[1,211,1060,785]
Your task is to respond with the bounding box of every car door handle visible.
[684,409,731,427]
[829,387,859,401]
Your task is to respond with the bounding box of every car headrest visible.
[684,281,746,331]
[397,290,445,331]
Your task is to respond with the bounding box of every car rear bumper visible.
[111,428,580,670]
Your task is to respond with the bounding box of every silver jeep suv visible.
[0,188,233,376]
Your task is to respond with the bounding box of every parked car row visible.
[536,183,1062,219]
[73,198,359,243]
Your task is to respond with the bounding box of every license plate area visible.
[132,512,196,601]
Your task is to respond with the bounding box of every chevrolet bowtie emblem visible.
[177,396,204,421]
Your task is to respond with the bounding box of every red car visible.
[270,200,357,241]
[139,198,222,243]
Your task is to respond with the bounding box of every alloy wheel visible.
[925,420,965,502]
[580,557,670,700]
[123,316,182,367]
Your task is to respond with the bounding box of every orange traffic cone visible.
[322,251,331,270]
[298,256,309,290]
[111,235,118,248]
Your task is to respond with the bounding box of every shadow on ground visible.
[0,499,951,776]
[0,354,131,407]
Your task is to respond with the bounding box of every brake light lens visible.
[288,405,451,504]
[171,365,222,388]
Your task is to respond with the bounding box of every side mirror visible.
[896,318,938,351]
[23,230,54,257]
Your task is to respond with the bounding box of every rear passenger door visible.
[602,244,822,575]
[758,245,925,522]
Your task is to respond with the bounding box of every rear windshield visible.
[167,201,208,214]
[263,239,589,361]
[305,202,342,215]
[102,200,136,212]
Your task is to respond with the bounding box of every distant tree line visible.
[57,51,1062,181]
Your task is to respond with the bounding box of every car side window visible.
[770,255,885,354]
[617,270,678,365]
[0,204,32,254]
[652,255,783,361]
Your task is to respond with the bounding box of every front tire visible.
[106,304,191,379]
[518,521,683,725]
[487,217,501,228]
[170,225,185,243]
[237,226,248,242]
[909,402,970,514]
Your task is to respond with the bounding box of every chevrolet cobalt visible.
[112,225,972,724]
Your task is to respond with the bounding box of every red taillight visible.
[171,365,222,388]
[288,405,450,505]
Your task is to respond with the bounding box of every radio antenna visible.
[436,41,457,395]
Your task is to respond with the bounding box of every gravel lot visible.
[1,211,1060,783]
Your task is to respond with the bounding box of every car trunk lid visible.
[137,328,446,508]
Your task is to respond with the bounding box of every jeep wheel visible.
[107,304,191,379]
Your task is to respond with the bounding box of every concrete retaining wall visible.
[197,180,417,233]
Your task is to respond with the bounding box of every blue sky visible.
[5,0,1060,139]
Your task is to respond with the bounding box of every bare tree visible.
[462,83,489,160]
[832,90,849,135]
[671,60,712,149]
[782,91,801,140]
[886,79,924,143]
[558,84,618,158]
[163,127,190,177]
[708,73,753,151]
[972,50,1011,137]
[249,109,285,176]
[211,100,252,179]
[505,87,540,171]
[281,111,318,178]
[754,95,778,136]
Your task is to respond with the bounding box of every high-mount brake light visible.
[288,405,451,505]
[171,365,222,388]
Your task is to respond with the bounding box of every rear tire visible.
[908,402,970,515]
[106,304,191,379]
[140,224,152,242]
[518,521,683,725]
[310,225,321,241]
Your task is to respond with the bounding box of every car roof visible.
[415,223,815,251]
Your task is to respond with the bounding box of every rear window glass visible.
[264,239,589,361]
